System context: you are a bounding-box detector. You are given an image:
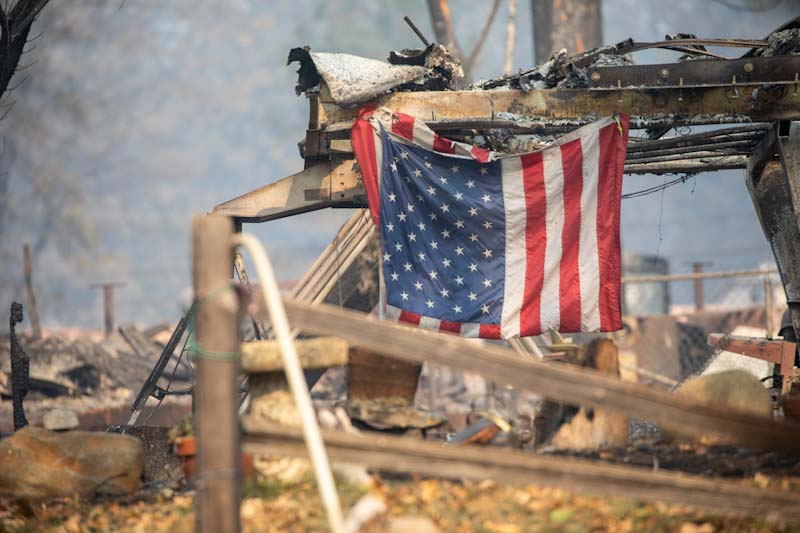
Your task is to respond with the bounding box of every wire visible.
[622,174,691,199]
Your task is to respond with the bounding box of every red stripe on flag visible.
[392,113,415,141]
[471,146,491,163]
[433,133,456,154]
[597,117,628,331]
[479,323,502,339]
[350,106,381,226]
[398,310,421,326]
[520,152,546,337]
[559,139,583,332]
[439,320,462,333]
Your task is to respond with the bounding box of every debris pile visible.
[756,28,800,57]
[0,324,191,428]
[288,43,463,107]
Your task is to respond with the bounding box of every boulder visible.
[42,408,79,431]
[0,427,143,499]
[662,369,773,444]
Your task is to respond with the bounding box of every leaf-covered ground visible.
[1,472,798,533]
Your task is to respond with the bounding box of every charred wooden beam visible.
[318,86,800,127]
[624,156,747,174]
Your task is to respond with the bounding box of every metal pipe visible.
[621,268,777,284]
[232,233,344,533]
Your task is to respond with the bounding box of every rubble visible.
[0,325,192,431]
[0,427,143,499]
[756,28,800,57]
[288,44,463,107]
[42,408,78,431]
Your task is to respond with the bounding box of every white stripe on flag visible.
[384,305,402,320]
[500,157,527,338]
[579,130,602,331]
[419,316,441,330]
[460,323,480,337]
[413,120,436,150]
[541,146,565,331]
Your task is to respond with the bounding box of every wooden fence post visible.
[192,214,240,533]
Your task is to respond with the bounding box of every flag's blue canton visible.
[379,129,506,324]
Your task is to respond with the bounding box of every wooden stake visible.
[22,244,41,339]
[89,282,125,338]
[192,214,240,533]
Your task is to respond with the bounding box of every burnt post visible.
[192,214,240,533]
[89,282,125,337]
[691,262,710,312]
[22,244,42,339]
[9,302,29,431]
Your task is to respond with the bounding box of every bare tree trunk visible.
[504,0,518,75]
[22,244,41,339]
[426,0,462,60]
[463,0,502,81]
[532,0,602,64]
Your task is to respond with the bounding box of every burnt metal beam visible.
[587,56,800,90]
[212,159,364,223]
[746,121,800,340]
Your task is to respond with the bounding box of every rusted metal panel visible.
[212,159,364,223]
[347,348,422,402]
[320,86,800,126]
[707,333,796,369]
[587,56,800,90]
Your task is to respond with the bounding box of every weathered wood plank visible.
[241,336,349,373]
[242,417,800,520]
[282,299,800,454]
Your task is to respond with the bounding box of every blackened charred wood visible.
[9,302,29,431]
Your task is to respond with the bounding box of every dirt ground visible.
[1,471,798,533]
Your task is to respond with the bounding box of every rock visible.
[549,407,629,451]
[42,408,79,431]
[0,427,143,499]
[539,339,628,450]
[662,369,773,444]
[388,516,441,533]
[343,494,386,533]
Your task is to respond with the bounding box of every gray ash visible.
[757,28,800,57]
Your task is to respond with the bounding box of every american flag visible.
[352,107,629,339]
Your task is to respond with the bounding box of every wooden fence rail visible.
[242,417,800,520]
[282,299,800,455]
